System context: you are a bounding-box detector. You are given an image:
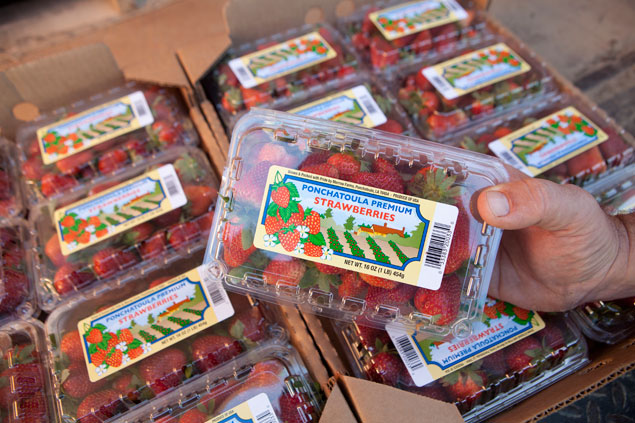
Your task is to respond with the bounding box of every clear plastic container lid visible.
[455,94,635,187]
[204,109,510,337]
[0,318,57,423]
[45,255,287,423]
[334,312,588,422]
[0,140,25,220]
[204,23,360,132]
[395,37,557,142]
[31,146,218,311]
[281,71,418,137]
[119,343,322,423]
[16,82,200,205]
[338,0,494,74]
[583,163,635,214]
[0,219,38,322]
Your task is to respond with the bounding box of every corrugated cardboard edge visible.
[319,382,358,423]
[491,336,635,422]
[300,312,350,376]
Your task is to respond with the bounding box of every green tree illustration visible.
[147,314,155,325]
[343,216,356,231]
[130,320,137,327]
[324,208,333,219]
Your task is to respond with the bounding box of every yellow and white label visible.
[78,266,234,382]
[229,31,337,89]
[422,43,531,100]
[488,106,609,176]
[288,85,387,128]
[387,297,545,386]
[36,91,153,165]
[370,0,468,41]
[208,393,279,423]
[253,166,458,290]
[54,164,186,256]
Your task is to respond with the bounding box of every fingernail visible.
[486,190,509,217]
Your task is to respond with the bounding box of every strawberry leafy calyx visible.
[408,167,461,205]
[298,267,342,291]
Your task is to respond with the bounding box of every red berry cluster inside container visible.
[339,0,491,72]
[396,41,553,141]
[0,320,56,423]
[122,344,322,423]
[0,141,24,220]
[46,258,284,423]
[207,24,360,131]
[16,83,199,205]
[455,94,635,186]
[31,147,218,311]
[0,220,36,320]
[337,312,587,420]
[206,110,509,336]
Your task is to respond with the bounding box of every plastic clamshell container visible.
[453,93,635,187]
[334,312,589,422]
[337,0,495,74]
[45,255,287,423]
[0,318,58,423]
[0,139,25,220]
[118,343,323,423]
[281,71,418,137]
[204,109,510,337]
[16,82,200,206]
[0,218,38,322]
[583,162,635,214]
[204,23,361,132]
[569,298,635,345]
[30,146,218,311]
[394,36,557,142]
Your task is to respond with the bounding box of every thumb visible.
[476,177,598,231]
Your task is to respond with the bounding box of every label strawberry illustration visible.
[54,164,186,256]
[488,106,609,176]
[288,85,387,128]
[387,297,545,386]
[36,91,154,165]
[77,266,234,382]
[254,166,458,290]
[229,31,337,89]
[422,43,531,99]
[369,0,468,41]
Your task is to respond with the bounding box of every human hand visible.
[476,169,635,311]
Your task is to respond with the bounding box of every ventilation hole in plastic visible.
[305,7,325,24]
[13,102,40,122]
[335,0,354,17]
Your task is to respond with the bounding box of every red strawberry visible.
[299,163,339,178]
[22,157,44,180]
[61,331,85,362]
[88,181,119,196]
[54,263,94,294]
[493,126,512,138]
[478,349,507,379]
[350,172,404,193]
[197,211,215,236]
[315,262,346,274]
[112,372,140,395]
[370,36,398,69]
[255,144,297,168]
[118,329,134,344]
[286,204,305,226]
[368,352,403,385]
[356,324,391,352]
[338,271,365,298]
[57,151,93,175]
[263,258,305,286]
[222,221,256,268]
[179,408,207,423]
[98,148,129,174]
[512,306,531,321]
[327,153,360,180]
[105,349,123,368]
[372,157,399,175]
[241,87,271,109]
[409,383,449,402]
[440,367,487,402]
[359,273,397,289]
[298,151,330,169]
[76,389,122,423]
[153,208,182,227]
[139,348,186,394]
[184,185,216,216]
[91,349,108,367]
[153,120,179,145]
[504,337,543,373]
[303,242,323,257]
[140,232,168,259]
[264,214,284,235]
[41,173,77,197]
[365,283,417,309]
[167,221,200,249]
[408,166,461,205]
[127,347,143,360]
[0,268,27,312]
[271,186,291,208]
[191,335,243,372]
[277,227,300,252]
[566,146,607,178]
[124,138,149,161]
[62,363,106,398]
[305,210,321,234]
[85,328,103,344]
[11,391,48,422]
[444,211,470,275]
[121,222,154,245]
[279,393,314,423]
[376,119,404,134]
[413,274,461,325]
[149,276,172,288]
[92,248,138,278]
[228,307,266,343]
[234,161,272,207]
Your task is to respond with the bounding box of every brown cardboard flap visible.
[0,43,124,138]
[301,312,350,376]
[341,376,465,423]
[177,35,231,86]
[319,383,358,423]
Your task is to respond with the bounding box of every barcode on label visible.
[430,75,454,93]
[424,222,452,270]
[394,334,424,371]
[209,285,227,307]
[163,174,180,197]
[255,409,278,423]
[445,0,465,14]
[134,99,150,119]
[235,66,250,80]
[359,93,378,114]
[498,150,526,168]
